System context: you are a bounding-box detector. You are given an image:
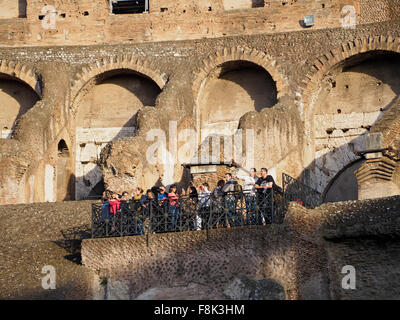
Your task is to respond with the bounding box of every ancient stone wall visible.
[0,200,96,299]
[0,0,389,47]
[81,195,400,300]
[1,18,400,204]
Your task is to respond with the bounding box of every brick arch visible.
[297,35,400,111]
[192,46,289,102]
[0,59,41,97]
[70,55,168,113]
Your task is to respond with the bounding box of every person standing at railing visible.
[109,193,121,216]
[101,192,111,222]
[158,186,168,205]
[168,184,180,232]
[255,168,275,224]
[107,193,121,232]
[211,180,226,227]
[235,168,258,225]
[141,189,159,232]
[222,173,240,227]
[197,182,211,230]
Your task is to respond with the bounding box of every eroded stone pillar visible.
[354,133,399,200]
[355,157,398,200]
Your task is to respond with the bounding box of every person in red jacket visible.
[109,193,121,215]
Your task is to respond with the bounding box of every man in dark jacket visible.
[255,168,275,224]
[222,173,240,227]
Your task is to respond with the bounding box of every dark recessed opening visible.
[160,7,168,12]
[38,15,45,20]
[58,140,70,158]
[345,84,349,89]
[208,6,212,11]
[83,11,89,16]
[326,128,334,135]
[60,13,66,18]
[111,0,148,14]
[337,109,341,113]
[322,4,325,8]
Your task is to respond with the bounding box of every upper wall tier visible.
[0,0,398,46]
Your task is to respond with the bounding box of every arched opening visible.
[0,75,39,139]
[58,139,69,157]
[311,51,400,193]
[75,70,162,199]
[323,159,365,203]
[197,61,277,140]
[56,139,73,201]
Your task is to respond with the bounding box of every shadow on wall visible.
[252,0,265,8]
[53,224,91,265]
[0,76,39,135]
[82,225,324,300]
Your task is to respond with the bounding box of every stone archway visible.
[0,60,41,139]
[197,60,277,138]
[193,47,287,145]
[323,159,366,203]
[56,139,73,201]
[72,62,165,200]
[298,36,400,194]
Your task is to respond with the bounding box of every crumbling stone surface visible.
[223,276,285,300]
[0,201,97,299]
[317,196,400,240]
[82,212,327,300]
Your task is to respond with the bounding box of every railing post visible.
[271,190,274,224]
[91,204,95,238]
[147,202,152,247]
[120,208,123,237]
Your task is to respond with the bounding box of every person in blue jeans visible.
[101,193,111,221]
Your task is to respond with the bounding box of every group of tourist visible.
[100,167,277,233]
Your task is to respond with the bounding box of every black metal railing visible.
[90,173,321,241]
[91,191,283,239]
[282,173,322,209]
